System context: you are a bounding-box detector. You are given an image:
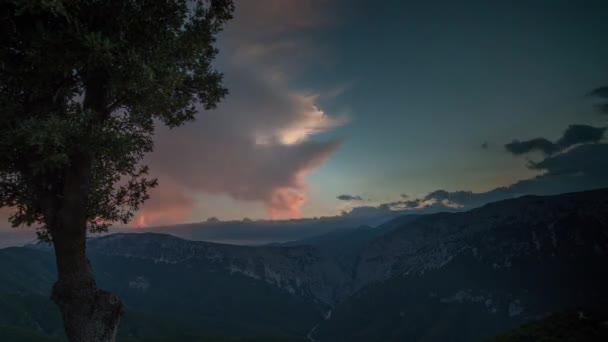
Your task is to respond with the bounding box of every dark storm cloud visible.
[337,194,363,201]
[505,138,558,156]
[589,86,608,99]
[528,143,608,177]
[505,124,606,156]
[556,125,606,149]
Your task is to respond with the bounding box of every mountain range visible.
[0,188,607,341]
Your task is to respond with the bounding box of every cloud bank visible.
[376,144,608,213]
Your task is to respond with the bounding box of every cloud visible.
[224,0,335,76]
[424,190,473,204]
[528,143,608,177]
[588,86,608,115]
[227,0,331,38]
[133,178,195,228]
[362,143,608,215]
[337,194,363,201]
[556,124,606,149]
[437,144,608,207]
[505,124,606,156]
[379,198,425,210]
[505,138,558,156]
[133,0,345,225]
[0,207,15,230]
[589,86,608,99]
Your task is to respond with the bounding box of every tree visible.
[0,1,234,341]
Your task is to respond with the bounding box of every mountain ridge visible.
[1,188,607,341]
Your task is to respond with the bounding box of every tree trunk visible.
[51,229,123,342]
[49,152,123,342]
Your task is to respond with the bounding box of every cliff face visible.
[87,232,351,307]
[316,189,608,341]
[354,189,608,291]
[88,188,608,311]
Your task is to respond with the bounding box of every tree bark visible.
[49,152,123,342]
[51,234,123,342]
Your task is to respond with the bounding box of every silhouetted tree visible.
[0,1,233,340]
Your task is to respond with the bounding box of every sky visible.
[126,0,608,226]
[3,0,606,231]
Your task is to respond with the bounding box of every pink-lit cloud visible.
[133,0,345,224]
[0,207,14,230]
[132,177,195,227]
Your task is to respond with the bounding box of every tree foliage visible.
[0,0,234,238]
